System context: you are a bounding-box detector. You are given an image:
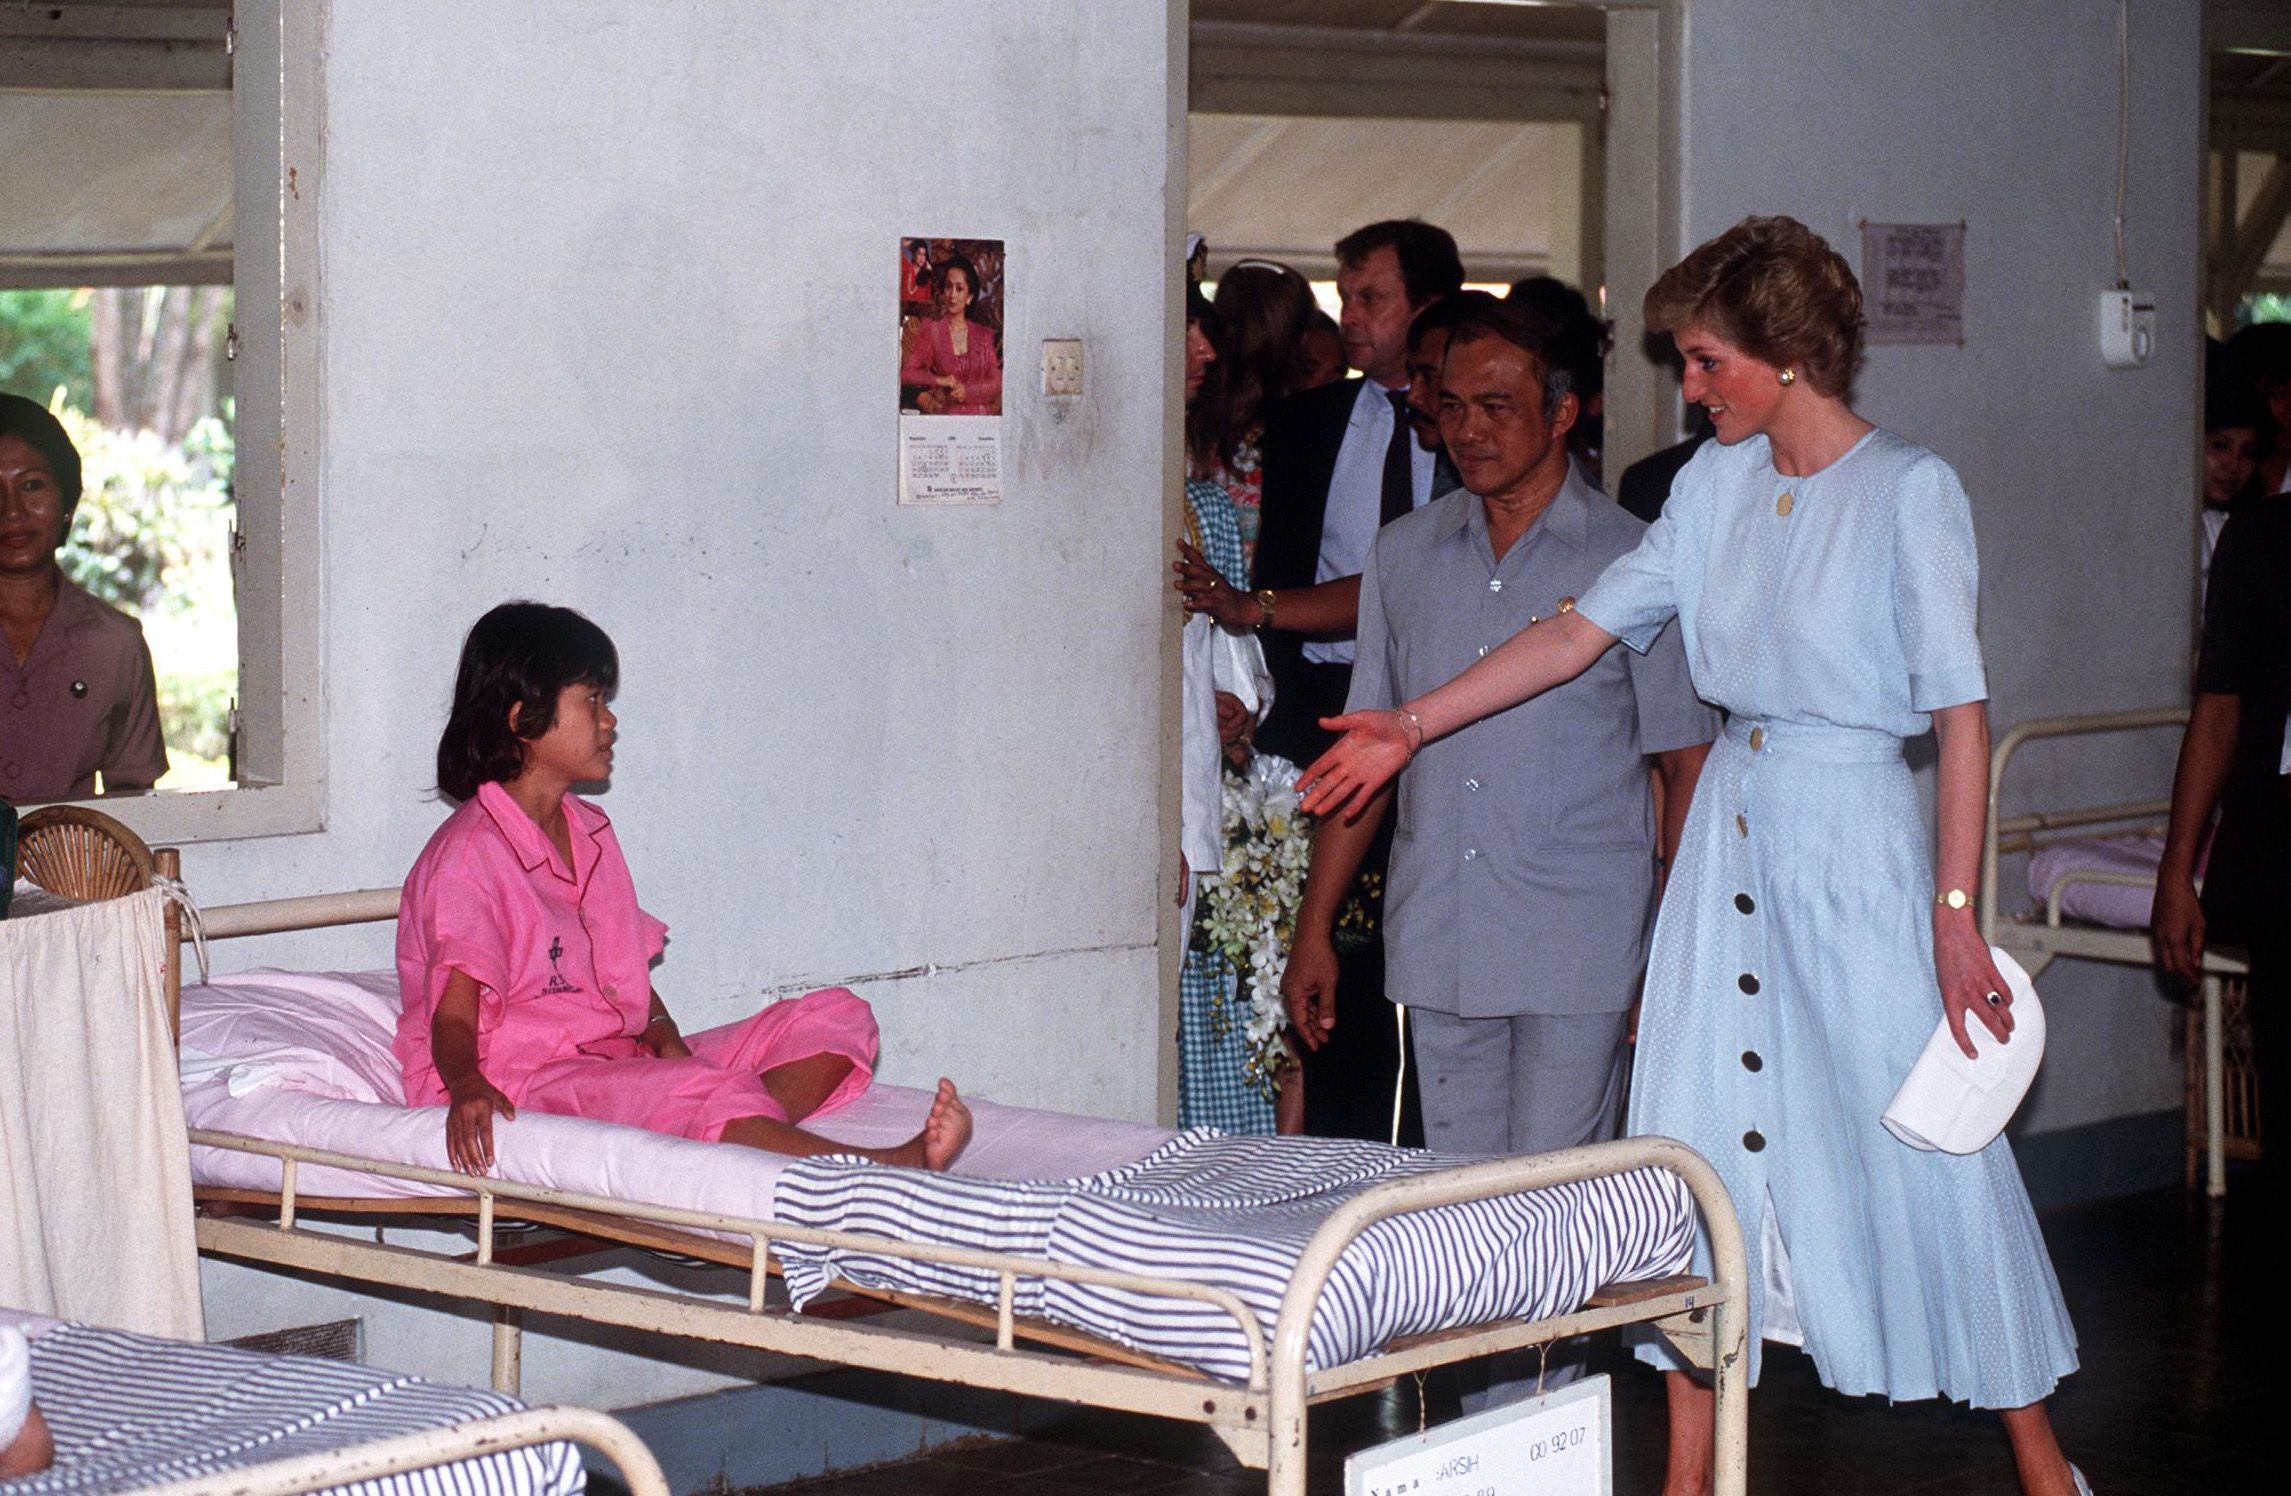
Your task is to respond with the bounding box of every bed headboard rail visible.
[199,887,402,941]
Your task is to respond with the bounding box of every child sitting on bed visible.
[397,601,972,1177]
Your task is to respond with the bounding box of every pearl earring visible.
[1777,368,1797,386]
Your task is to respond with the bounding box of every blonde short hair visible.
[1644,216,1863,397]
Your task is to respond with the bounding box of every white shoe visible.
[2070,1464,2094,1496]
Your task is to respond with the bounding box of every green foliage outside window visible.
[0,290,93,411]
[2,290,238,787]
[55,406,238,769]
[2237,293,2291,327]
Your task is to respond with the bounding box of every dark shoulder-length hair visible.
[1644,215,1864,398]
[436,601,619,802]
[0,391,85,520]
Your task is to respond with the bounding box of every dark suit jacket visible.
[1253,377,1364,764]
[1615,433,1707,523]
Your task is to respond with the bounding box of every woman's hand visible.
[1173,540,1260,630]
[1932,912,2014,1060]
[1298,710,1414,820]
[445,1074,516,1175]
[2151,875,2206,986]
[648,1026,693,1059]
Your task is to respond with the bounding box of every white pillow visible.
[179,969,407,1105]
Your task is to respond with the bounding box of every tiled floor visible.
[757,1184,2284,1494]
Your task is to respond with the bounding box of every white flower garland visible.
[1194,753,1311,1098]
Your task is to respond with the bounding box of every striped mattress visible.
[11,1322,585,1496]
[772,1130,1695,1381]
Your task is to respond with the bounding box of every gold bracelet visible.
[1254,588,1277,629]
[1396,708,1425,757]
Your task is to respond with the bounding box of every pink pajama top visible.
[395,782,877,1141]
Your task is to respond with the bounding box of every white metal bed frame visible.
[133,1405,669,1496]
[1979,707,2250,1198]
[177,886,1751,1496]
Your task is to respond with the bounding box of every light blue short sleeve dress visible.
[1576,428,2078,1408]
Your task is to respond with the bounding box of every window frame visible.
[36,0,325,845]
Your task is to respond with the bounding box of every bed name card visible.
[1346,1373,1611,1496]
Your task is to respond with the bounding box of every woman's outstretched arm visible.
[1298,609,1617,818]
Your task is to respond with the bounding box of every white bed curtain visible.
[0,886,203,1338]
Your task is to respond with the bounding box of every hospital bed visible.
[1,1306,667,1496]
[1979,707,2253,1198]
[171,883,1754,1496]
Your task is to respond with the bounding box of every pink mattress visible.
[2024,834,2165,930]
[181,970,1171,1224]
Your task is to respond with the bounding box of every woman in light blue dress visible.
[1298,218,2087,1496]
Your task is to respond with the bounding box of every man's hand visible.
[2152,875,2206,986]
[1281,927,1341,1052]
[1174,540,1262,631]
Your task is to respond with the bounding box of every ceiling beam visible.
[1190,19,1602,123]
[0,249,231,289]
[0,35,229,92]
[2210,156,2291,322]
[2212,0,2291,58]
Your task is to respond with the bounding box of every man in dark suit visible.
[1250,220,1463,1141]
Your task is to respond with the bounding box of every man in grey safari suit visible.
[1285,299,1714,1168]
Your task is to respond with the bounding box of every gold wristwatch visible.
[1254,588,1278,629]
[1934,888,1972,911]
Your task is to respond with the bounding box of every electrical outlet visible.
[1043,339,1083,397]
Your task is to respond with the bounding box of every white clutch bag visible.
[1881,945,2046,1155]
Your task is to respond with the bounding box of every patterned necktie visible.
[1380,388,1414,526]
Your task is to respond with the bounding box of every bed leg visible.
[1710,1295,1748,1496]
[491,1306,523,1395]
[2204,974,2228,1199]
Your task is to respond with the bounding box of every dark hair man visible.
[1285,302,1713,1396]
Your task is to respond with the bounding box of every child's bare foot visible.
[918,1078,971,1169]
[862,1079,973,1170]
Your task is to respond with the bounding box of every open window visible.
[0,0,321,841]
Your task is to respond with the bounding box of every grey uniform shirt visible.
[1347,470,1716,1017]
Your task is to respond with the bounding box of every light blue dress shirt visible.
[1303,378,1443,666]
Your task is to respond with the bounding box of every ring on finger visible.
[1983,990,2003,1007]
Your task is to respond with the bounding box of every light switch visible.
[2098,290,2154,369]
[1042,338,1083,397]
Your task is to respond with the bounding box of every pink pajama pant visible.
[514,987,879,1142]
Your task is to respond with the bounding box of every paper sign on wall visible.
[1860,221,1966,347]
[898,235,1006,505]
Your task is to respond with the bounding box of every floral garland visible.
[1192,754,1315,1099]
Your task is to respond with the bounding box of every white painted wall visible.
[1676,0,2204,1132]
[188,0,1182,1406]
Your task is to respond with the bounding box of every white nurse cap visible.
[1882,946,2047,1155]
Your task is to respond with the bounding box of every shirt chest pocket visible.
[1505,645,1647,850]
